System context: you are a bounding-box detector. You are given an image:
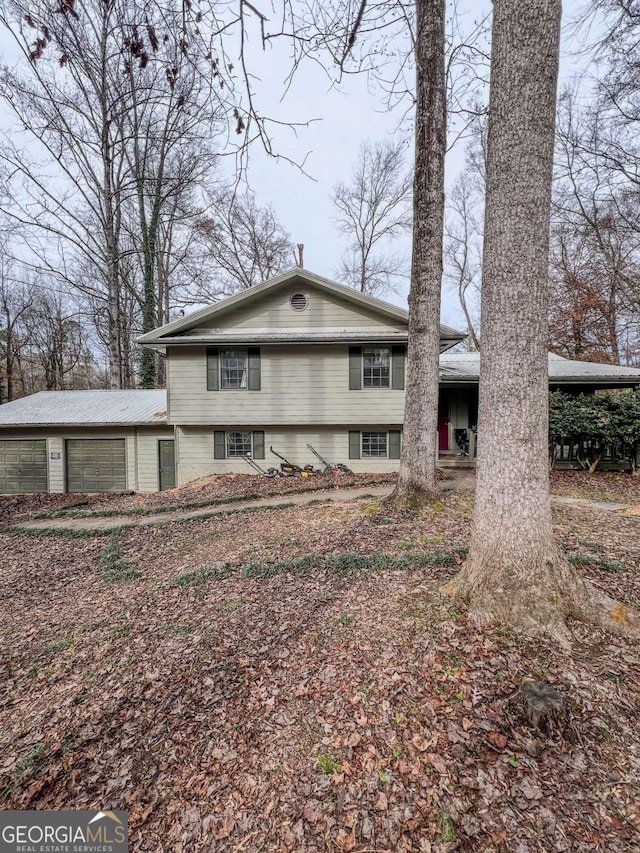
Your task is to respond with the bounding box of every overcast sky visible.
[237,0,594,328]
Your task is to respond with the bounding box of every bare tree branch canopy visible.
[0,0,233,388]
[194,191,294,297]
[0,251,33,402]
[332,138,411,296]
[0,0,493,394]
[444,123,486,350]
[23,291,86,391]
[0,225,97,398]
[550,90,640,366]
[548,1,640,368]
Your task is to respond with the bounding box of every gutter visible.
[0,420,169,428]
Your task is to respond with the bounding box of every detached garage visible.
[0,390,174,494]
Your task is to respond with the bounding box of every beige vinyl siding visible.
[176,426,216,484]
[168,345,406,426]
[182,283,406,334]
[135,427,175,493]
[176,426,401,485]
[48,435,64,492]
[126,435,137,491]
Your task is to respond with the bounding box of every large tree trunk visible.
[447,0,638,646]
[387,0,445,508]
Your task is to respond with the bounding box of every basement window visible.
[362,431,388,457]
[226,432,252,457]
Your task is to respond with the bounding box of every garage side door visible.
[66,439,126,493]
[0,439,48,494]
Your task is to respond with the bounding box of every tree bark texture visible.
[388,0,446,508]
[447,0,638,645]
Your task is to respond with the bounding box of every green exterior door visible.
[0,439,48,493]
[66,439,126,493]
[158,439,176,491]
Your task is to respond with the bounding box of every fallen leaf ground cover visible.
[0,473,398,526]
[549,470,640,505]
[0,479,639,852]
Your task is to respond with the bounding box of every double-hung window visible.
[220,349,248,389]
[349,345,405,390]
[207,347,261,391]
[363,348,390,388]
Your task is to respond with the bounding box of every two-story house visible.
[1,267,639,493]
[138,267,464,484]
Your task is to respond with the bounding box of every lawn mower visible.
[269,446,320,477]
[242,455,281,478]
[306,444,353,476]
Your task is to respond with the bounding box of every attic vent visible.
[290,293,308,311]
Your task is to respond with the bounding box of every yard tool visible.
[242,455,280,478]
[269,446,320,477]
[306,444,353,476]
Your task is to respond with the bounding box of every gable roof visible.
[0,390,167,427]
[138,267,465,346]
[440,352,640,384]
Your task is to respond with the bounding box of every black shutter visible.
[348,431,361,459]
[247,347,261,391]
[214,431,226,459]
[391,346,405,390]
[206,348,219,391]
[252,431,265,459]
[389,430,402,459]
[349,346,362,390]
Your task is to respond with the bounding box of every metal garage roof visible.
[0,390,168,426]
[440,353,640,383]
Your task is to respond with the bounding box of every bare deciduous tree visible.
[0,0,132,388]
[0,256,31,402]
[23,292,86,391]
[332,139,411,295]
[444,168,482,350]
[0,0,222,389]
[195,192,294,296]
[118,16,221,388]
[276,0,484,507]
[549,89,640,365]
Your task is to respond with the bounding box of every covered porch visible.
[436,386,478,466]
[434,380,639,471]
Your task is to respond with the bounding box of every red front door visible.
[438,395,449,451]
